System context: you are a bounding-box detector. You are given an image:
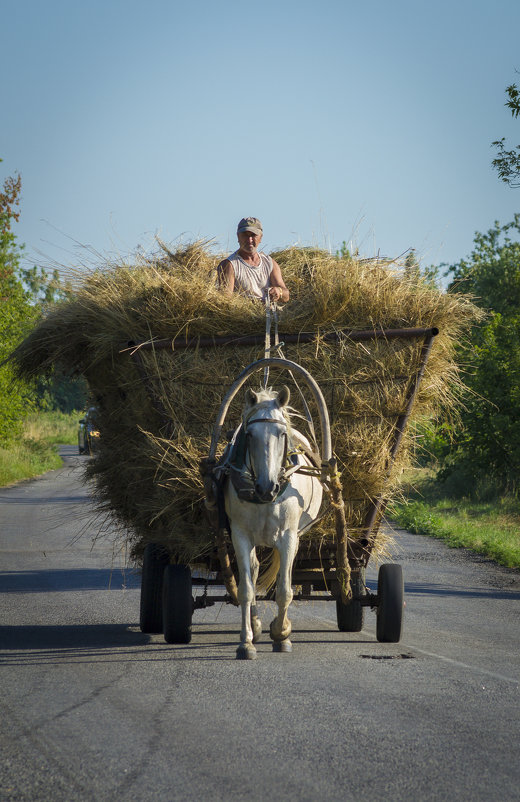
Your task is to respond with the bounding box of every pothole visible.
[360,653,415,660]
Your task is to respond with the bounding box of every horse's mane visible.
[248,388,281,404]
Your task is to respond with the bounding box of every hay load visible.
[11,241,482,564]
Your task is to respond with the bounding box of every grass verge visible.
[389,469,520,569]
[0,410,81,486]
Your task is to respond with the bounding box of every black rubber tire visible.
[163,564,193,644]
[336,568,366,632]
[376,563,404,643]
[139,543,170,633]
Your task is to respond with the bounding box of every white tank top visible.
[227,251,273,300]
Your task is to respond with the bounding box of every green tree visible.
[492,83,520,187]
[336,240,359,259]
[403,249,420,282]
[19,264,86,412]
[33,369,87,414]
[0,163,38,441]
[441,216,520,493]
[21,262,76,308]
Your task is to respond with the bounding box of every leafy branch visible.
[492,83,520,187]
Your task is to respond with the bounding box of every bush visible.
[389,501,449,538]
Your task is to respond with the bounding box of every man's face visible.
[237,229,262,254]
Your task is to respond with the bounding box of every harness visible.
[227,412,290,504]
[205,405,319,508]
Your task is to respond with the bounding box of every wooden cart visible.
[134,325,438,648]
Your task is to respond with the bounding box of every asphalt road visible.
[1,446,519,801]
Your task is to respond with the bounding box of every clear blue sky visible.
[2,0,519,273]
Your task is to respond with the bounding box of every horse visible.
[224,386,323,660]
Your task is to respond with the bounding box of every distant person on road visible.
[218,217,289,303]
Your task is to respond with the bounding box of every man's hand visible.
[268,286,284,302]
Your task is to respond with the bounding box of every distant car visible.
[78,407,100,455]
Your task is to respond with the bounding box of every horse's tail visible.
[257,548,280,595]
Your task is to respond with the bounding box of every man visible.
[218,217,289,303]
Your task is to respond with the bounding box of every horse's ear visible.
[246,388,258,407]
[277,385,290,407]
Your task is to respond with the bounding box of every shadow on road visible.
[0,620,377,665]
[0,623,236,664]
[0,568,141,592]
[5,571,519,599]
[0,494,90,504]
[0,623,147,652]
[404,581,520,601]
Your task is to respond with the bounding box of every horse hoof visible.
[236,644,257,660]
[273,639,292,653]
[252,618,262,643]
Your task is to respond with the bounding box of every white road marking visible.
[409,645,519,685]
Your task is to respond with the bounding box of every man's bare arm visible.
[269,259,289,302]
[217,260,234,295]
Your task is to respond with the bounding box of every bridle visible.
[223,405,319,504]
[243,414,289,491]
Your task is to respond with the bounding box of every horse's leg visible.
[232,534,257,660]
[270,533,298,652]
[250,548,262,643]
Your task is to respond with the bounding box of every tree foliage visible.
[0,163,38,441]
[21,263,75,307]
[0,162,86,440]
[440,216,520,493]
[492,83,520,187]
[19,264,87,412]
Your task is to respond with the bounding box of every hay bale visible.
[11,240,482,563]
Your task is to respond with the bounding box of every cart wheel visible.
[376,563,404,643]
[336,568,365,632]
[139,543,170,633]
[163,564,193,644]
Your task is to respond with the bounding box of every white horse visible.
[224,386,323,660]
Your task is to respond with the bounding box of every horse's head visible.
[243,386,291,503]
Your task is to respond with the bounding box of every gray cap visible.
[237,217,263,235]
